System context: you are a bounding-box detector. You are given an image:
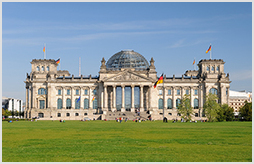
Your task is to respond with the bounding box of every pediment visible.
[103,70,152,82]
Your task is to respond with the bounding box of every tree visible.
[239,101,252,121]
[216,104,234,122]
[2,108,6,118]
[177,94,193,121]
[203,93,220,122]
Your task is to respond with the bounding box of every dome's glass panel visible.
[106,50,149,70]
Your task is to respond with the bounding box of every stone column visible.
[131,85,135,112]
[140,85,144,112]
[71,87,74,109]
[190,87,193,108]
[148,85,152,110]
[104,85,108,110]
[121,85,125,112]
[112,85,116,112]
[89,87,93,109]
[26,86,29,109]
[172,87,175,108]
[62,87,66,109]
[164,87,167,110]
[32,85,36,108]
[47,85,51,109]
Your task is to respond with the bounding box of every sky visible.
[2,2,252,101]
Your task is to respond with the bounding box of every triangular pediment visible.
[102,70,153,82]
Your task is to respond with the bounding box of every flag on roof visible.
[206,45,211,53]
[154,74,163,89]
[193,59,195,65]
[92,97,95,101]
[56,58,60,64]
[43,46,45,52]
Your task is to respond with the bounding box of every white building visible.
[2,96,24,114]
[229,90,252,117]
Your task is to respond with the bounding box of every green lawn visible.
[2,120,252,162]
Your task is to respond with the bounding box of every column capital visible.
[112,85,116,88]
[121,84,125,88]
[131,84,135,88]
[140,84,144,88]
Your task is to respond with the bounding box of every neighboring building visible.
[24,50,231,120]
[2,96,24,114]
[229,90,252,118]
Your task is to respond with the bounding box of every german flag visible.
[206,45,211,53]
[154,74,163,88]
[43,46,45,53]
[56,58,60,64]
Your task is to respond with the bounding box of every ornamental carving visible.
[114,73,140,81]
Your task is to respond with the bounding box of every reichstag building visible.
[24,50,231,120]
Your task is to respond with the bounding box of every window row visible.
[158,98,199,109]
[57,112,89,117]
[168,112,200,117]
[159,89,198,95]
[57,89,96,95]
[57,98,98,109]
[206,66,220,72]
[36,66,50,72]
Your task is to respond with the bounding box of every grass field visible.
[2,120,252,162]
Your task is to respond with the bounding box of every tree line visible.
[177,93,252,122]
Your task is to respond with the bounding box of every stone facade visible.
[24,50,231,120]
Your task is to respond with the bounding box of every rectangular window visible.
[39,100,45,109]
[84,89,88,95]
[57,113,61,117]
[58,89,61,95]
[194,89,198,95]
[186,90,189,95]
[177,89,180,95]
[159,90,162,95]
[76,89,79,95]
[168,89,171,95]
[67,89,70,95]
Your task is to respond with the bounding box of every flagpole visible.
[59,57,61,70]
[44,43,46,59]
[163,74,165,121]
[210,43,212,59]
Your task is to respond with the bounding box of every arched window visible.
[46,66,49,71]
[211,66,214,72]
[66,98,71,109]
[84,99,89,109]
[216,66,219,71]
[209,88,218,95]
[167,98,172,109]
[176,98,181,109]
[206,66,209,71]
[93,98,97,109]
[158,98,163,109]
[194,99,199,109]
[57,98,62,109]
[93,89,97,95]
[42,66,45,71]
[38,88,47,95]
[75,98,80,109]
[37,66,40,71]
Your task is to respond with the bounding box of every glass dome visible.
[106,50,149,70]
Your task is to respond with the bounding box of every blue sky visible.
[2,2,252,101]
